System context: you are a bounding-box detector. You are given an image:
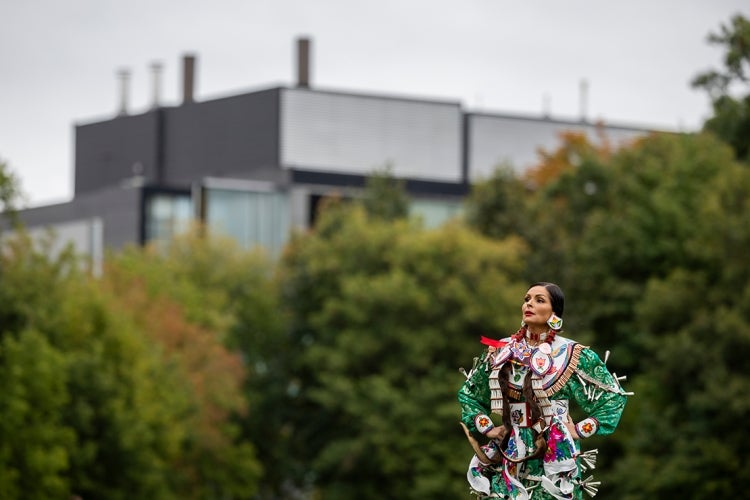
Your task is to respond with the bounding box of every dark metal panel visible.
[14,185,142,250]
[74,112,159,195]
[290,169,469,196]
[162,88,282,186]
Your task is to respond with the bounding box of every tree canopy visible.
[692,13,750,162]
[463,128,747,497]
[0,231,263,499]
[0,158,23,229]
[277,203,527,498]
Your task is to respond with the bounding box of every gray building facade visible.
[11,44,653,265]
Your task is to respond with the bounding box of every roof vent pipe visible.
[150,62,163,108]
[182,54,196,104]
[579,79,588,122]
[117,68,130,115]
[296,37,311,88]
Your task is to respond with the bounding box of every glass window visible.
[409,198,464,228]
[203,188,290,255]
[145,193,193,243]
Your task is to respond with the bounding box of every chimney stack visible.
[182,54,196,104]
[150,62,163,108]
[296,37,311,88]
[117,68,131,115]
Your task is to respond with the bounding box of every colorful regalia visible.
[458,333,629,499]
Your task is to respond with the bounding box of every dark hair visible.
[530,282,564,317]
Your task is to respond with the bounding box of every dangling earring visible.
[547,314,563,330]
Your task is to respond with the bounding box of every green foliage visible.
[60,293,189,500]
[0,229,264,499]
[702,94,750,162]
[0,232,185,498]
[465,128,748,497]
[606,145,750,497]
[692,14,750,95]
[0,158,23,228]
[520,133,615,292]
[0,329,73,499]
[692,14,750,162]
[464,163,530,239]
[362,165,410,221]
[561,133,733,366]
[279,204,527,498]
[467,131,735,365]
[105,229,272,498]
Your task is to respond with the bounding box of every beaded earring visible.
[547,314,563,330]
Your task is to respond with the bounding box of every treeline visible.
[1,13,749,500]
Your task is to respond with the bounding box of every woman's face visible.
[522,285,554,331]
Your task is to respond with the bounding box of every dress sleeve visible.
[457,350,495,433]
[565,347,627,437]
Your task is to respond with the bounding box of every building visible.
[10,39,652,266]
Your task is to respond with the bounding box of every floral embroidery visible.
[505,435,518,458]
[510,340,533,362]
[544,422,576,463]
[576,417,598,438]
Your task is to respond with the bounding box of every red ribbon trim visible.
[480,336,508,348]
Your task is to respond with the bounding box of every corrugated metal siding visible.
[281,89,462,182]
[467,115,646,181]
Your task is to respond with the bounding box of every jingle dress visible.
[458,334,627,499]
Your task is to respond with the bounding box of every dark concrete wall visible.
[14,184,142,249]
[75,112,160,195]
[162,87,281,186]
[74,87,282,195]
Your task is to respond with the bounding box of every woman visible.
[457,282,629,499]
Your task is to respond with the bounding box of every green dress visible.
[457,335,627,499]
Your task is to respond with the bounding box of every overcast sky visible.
[2,0,748,206]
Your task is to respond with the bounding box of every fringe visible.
[546,343,584,396]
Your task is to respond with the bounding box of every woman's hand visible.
[486,426,507,440]
[565,421,579,440]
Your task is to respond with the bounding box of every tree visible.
[465,131,620,327]
[0,228,265,499]
[0,158,23,223]
[464,129,744,496]
[692,14,750,162]
[607,139,750,497]
[0,232,188,499]
[464,163,530,239]
[0,329,73,499]
[362,165,410,221]
[279,203,527,498]
[105,230,274,498]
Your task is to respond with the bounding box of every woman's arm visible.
[565,347,628,439]
[457,351,497,435]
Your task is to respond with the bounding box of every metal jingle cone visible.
[580,475,601,497]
